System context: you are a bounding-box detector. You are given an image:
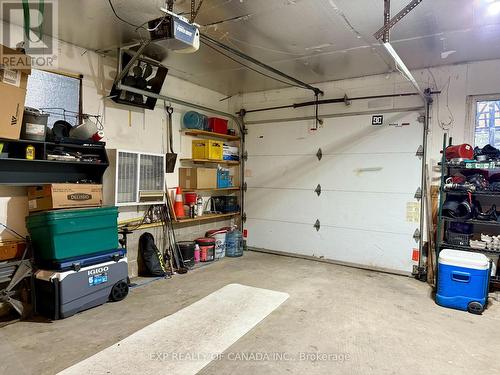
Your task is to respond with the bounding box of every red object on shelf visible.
[184,192,197,205]
[445,144,474,160]
[196,237,215,262]
[208,117,228,135]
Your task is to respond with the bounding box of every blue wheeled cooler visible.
[436,249,490,314]
[34,257,129,320]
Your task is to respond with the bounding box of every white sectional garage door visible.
[244,111,423,274]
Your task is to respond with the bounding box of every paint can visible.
[206,229,228,259]
[196,238,215,262]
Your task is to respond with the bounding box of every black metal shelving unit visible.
[436,135,500,289]
[0,138,109,185]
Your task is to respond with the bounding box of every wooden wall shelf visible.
[119,212,239,230]
[184,187,240,192]
[180,158,240,165]
[181,129,240,141]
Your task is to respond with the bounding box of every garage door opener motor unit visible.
[149,9,200,53]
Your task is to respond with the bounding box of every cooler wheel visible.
[467,301,484,315]
[110,280,129,302]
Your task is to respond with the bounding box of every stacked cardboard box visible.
[0,240,26,261]
[0,44,31,140]
[179,168,217,190]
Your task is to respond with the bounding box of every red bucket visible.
[196,237,215,262]
[184,192,197,205]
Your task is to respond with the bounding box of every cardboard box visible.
[179,168,217,189]
[28,184,103,212]
[0,45,31,140]
[0,240,26,261]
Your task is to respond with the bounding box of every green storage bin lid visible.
[26,206,118,227]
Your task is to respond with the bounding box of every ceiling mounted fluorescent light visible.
[382,42,425,98]
[487,0,500,15]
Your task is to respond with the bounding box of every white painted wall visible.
[0,21,232,241]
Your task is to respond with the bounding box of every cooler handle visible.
[451,271,470,283]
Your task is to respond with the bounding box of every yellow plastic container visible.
[192,139,223,160]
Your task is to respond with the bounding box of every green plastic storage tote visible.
[26,207,119,261]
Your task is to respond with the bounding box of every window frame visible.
[466,94,500,147]
[26,69,83,125]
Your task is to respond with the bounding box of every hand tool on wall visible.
[165,103,177,173]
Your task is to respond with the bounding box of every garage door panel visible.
[246,122,320,155]
[317,113,422,154]
[246,220,415,274]
[245,188,319,224]
[246,219,320,255]
[246,113,422,156]
[320,192,418,234]
[320,153,420,192]
[317,227,415,273]
[246,190,418,236]
[244,110,423,274]
[246,153,421,193]
[246,155,320,190]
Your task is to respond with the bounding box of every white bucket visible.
[489,254,499,276]
[210,230,227,259]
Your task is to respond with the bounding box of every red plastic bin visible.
[208,117,228,135]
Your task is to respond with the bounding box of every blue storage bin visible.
[436,249,490,314]
[182,111,208,130]
[217,168,231,188]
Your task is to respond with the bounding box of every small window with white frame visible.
[471,95,500,148]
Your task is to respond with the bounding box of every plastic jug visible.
[225,229,243,257]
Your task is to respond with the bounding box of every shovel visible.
[165,104,177,173]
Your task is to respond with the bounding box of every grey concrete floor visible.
[1,251,499,375]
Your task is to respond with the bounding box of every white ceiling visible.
[4,0,500,95]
